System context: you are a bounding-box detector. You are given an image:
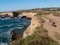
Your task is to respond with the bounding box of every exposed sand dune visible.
[42,14,60,44]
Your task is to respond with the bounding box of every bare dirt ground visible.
[42,14,60,44]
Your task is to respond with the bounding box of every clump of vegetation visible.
[10,26,59,45]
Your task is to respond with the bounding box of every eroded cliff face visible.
[0,12,13,17]
[22,12,41,38]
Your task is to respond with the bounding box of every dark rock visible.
[21,16,32,20]
[10,28,25,40]
[21,16,26,19]
[13,12,18,17]
[26,17,32,20]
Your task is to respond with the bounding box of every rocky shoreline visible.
[10,16,32,41]
[0,12,40,42]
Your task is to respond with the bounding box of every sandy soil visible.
[42,14,60,44]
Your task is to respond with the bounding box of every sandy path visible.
[42,15,60,44]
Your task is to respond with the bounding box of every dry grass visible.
[10,26,59,45]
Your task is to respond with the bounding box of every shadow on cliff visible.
[10,12,32,41]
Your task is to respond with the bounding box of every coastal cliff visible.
[22,12,41,38]
[10,12,41,45]
[0,12,59,45]
[10,12,41,39]
[10,12,60,45]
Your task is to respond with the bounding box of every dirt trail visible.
[42,14,60,44]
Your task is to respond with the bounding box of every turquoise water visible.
[0,17,31,45]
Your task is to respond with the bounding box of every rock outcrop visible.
[13,12,18,17]
[0,12,19,18]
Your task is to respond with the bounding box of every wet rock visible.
[21,16,26,19]
[10,28,26,40]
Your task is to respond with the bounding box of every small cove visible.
[0,17,31,45]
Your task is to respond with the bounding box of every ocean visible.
[0,17,31,45]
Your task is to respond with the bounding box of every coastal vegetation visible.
[10,26,59,45]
